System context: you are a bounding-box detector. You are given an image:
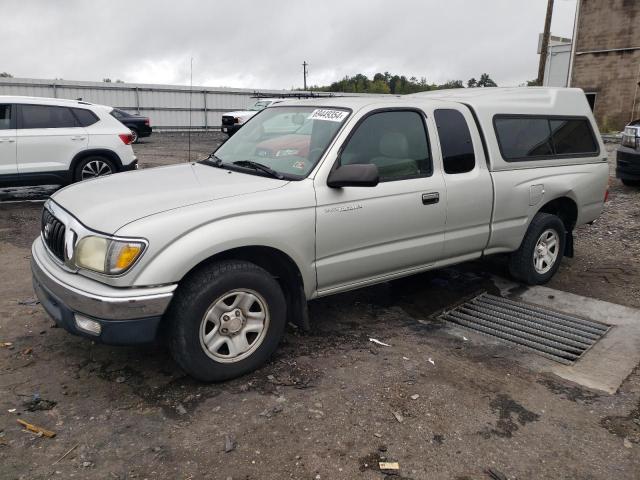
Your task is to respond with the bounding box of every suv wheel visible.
[508,212,566,285]
[167,260,286,382]
[74,156,116,182]
[130,128,139,144]
[621,179,640,187]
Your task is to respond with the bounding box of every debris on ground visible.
[23,394,56,412]
[379,462,400,471]
[486,467,508,480]
[7,409,17,413]
[17,298,40,306]
[391,411,404,423]
[259,405,283,418]
[224,434,237,453]
[21,347,33,355]
[17,419,56,438]
[175,403,187,415]
[369,338,391,347]
[410,394,420,400]
[52,443,79,465]
[1,342,13,348]
[428,358,435,366]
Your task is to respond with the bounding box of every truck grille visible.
[41,208,66,261]
[221,115,235,126]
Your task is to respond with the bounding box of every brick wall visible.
[571,0,640,131]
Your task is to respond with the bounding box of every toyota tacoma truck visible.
[31,88,609,381]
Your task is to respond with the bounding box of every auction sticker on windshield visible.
[308,109,349,122]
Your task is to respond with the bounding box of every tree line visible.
[310,72,498,94]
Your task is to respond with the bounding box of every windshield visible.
[248,100,272,111]
[212,106,350,179]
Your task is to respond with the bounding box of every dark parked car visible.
[109,108,152,143]
[617,119,640,186]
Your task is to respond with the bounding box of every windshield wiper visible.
[232,160,284,180]
[201,154,225,168]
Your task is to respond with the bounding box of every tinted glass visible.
[20,105,78,129]
[340,111,431,181]
[72,108,99,127]
[494,117,553,159]
[0,104,11,130]
[434,109,475,174]
[550,119,598,154]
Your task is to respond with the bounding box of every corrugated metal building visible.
[0,77,372,130]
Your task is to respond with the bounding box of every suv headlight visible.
[622,127,638,149]
[75,236,145,274]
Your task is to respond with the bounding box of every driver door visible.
[314,109,447,294]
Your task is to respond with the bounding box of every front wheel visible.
[167,260,287,382]
[509,212,566,285]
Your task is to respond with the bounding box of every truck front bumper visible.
[616,146,640,181]
[31,239,176,345]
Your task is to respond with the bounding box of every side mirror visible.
[327,164,379,188]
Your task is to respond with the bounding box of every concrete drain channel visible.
[441,293,610,365]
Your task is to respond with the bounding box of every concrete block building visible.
[570,0,640,131]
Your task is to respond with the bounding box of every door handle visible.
[422,192,440,205]
[71,136,86,141]
[0,138,15,143]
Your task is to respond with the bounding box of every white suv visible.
[0,96,137,187]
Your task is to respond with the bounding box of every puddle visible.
[479,393,540,438]
[0,185,59,202]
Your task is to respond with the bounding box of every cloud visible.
[0,0,576,88]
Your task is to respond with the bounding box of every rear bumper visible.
[31,239,176,345]
[121,159,138,172]
[616,147,640,180]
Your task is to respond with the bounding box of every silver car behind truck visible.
[31,87,609,381]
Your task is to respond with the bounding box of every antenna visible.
[188,57,193,162]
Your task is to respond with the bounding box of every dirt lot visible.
[1,135,639,479]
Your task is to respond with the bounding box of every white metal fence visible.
[0,77,372,131]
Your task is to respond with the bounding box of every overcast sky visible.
[1,0,577,89]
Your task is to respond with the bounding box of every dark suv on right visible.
[617,120,640,186]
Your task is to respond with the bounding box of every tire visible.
[73,155,116,182]
[621,179,640,187]
[130,128,139,144]
[508,212,566,285]
[166,260,287,382]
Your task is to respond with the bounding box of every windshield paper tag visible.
[308,109,348,122]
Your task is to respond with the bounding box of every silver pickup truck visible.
[31,87,609,381]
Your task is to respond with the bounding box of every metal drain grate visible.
[441,293,610,364]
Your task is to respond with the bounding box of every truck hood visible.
[51,163,288,233]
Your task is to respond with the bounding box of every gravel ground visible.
[0,134,639,479]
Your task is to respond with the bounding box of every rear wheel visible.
[167,260,287,382]
[130,128,139,144]
[621,179,640,187]
[509,212,566,285]
[74,156,116,182]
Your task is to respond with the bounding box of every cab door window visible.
[339,110,432,181]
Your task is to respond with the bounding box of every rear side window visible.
[20,105,78,129]
[550,119,598,154]
[340,110,431,181]
[72,108,99,127]
[434,109,475,174]
[494,116,598,161]
[0,104,12,130]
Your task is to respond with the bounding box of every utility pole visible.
[302,61,308,91]
[537,0,555,86]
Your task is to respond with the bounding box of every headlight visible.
[622,127,638,149]
[75,236,145,274]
